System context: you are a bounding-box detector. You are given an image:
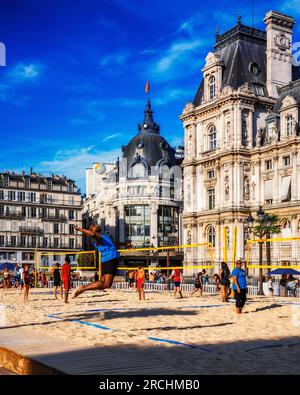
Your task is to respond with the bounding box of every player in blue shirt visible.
[72,225,131,298]
[231,260,248,314]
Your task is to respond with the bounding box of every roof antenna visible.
[252,0,255,28]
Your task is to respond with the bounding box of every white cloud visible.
[70,100,106,125]
[40,145,121,190]
[0,62,44,104]
[8,63,43,82]
[99,51,130,67]
[155,40,202,73]
[153,88,194,106]
[103,133,122,142]
[281,0,300,15]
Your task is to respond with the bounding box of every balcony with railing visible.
[19,226,44,235]
[40,214,68,222]
[0,211,24,220]
[0,195,82,207]
[1,242,81,250]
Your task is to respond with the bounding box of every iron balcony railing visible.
[0,212,24,220]
[0,243,81,249]
[19,227,44,234]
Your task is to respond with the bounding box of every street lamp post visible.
[246,206,271,296]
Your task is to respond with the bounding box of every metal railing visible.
[19,226,44,234]
[0,243,81,249]
[111,281,300,298]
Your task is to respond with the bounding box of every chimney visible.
[264,11,295,98]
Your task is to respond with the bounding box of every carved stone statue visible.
[224,176,229,200]
[251,182,256,200]
[186,183,191,207]
[256,128,263,147]
[187,230,192,245]
[244,176,250,200]
[225,121,231,147]
[271,124,278,143]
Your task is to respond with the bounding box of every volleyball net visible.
[116,242,214,272]
[35,250,97,272]
[246,237,300,269]
[35,242,214,277]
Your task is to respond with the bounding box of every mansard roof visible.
[0,171,77,187]
[274,79,300,113]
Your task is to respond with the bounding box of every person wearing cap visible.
[231,260,248,314]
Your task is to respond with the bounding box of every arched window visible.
[281,219,291,238]
[207,226,216,247]
[209,76,216,100]
[208,125,217,150]
[129,163,147,179]
[281,219,291,229]
[159,164,171,181]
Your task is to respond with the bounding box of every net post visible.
[232,226,237,268]
[223,227,228,263]
[246,240,251,268]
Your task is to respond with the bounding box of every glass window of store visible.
[124,205,150,246]
[158,206,179,247]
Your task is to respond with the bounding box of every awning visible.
[268,268,300,276]
[264,179,273,200]
[281,176,291,201]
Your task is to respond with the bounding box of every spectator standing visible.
[231,260,248,314]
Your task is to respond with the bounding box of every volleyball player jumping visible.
[72,225,131,298]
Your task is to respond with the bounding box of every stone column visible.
[291,215,297,260]
[237,161,244,207]
[237,220,245,260]
[248,110,254,148]
[292,151,298,201]
[273,155,279,203]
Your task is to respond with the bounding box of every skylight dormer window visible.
[209,76,216,100]
[286,115,293,136]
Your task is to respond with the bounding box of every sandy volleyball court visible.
[1,287,300,374]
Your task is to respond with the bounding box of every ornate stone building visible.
[83,100,183,267]
[181,11,300,271]
[0,170,82,266]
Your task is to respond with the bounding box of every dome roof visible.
[122,100,178,173]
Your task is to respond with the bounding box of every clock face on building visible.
[143,123,148,128]
[136,141,144,149]
[274,33,290,51]
[249,62,260,76]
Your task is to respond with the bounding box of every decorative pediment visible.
[182,101,195,114]
[204,52,221,68]
[238,83,255,96]
[281,95,297,110]
[220,85,234,97]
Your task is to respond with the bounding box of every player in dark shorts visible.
[219,262,231,302]
[22,265,32,302]
[72,225,131,298]
[231,260,248,314]
[191,271,204,297]
[51,263,63,300]
[166,268,183,298]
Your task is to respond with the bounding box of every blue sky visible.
[0,0,300,191]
